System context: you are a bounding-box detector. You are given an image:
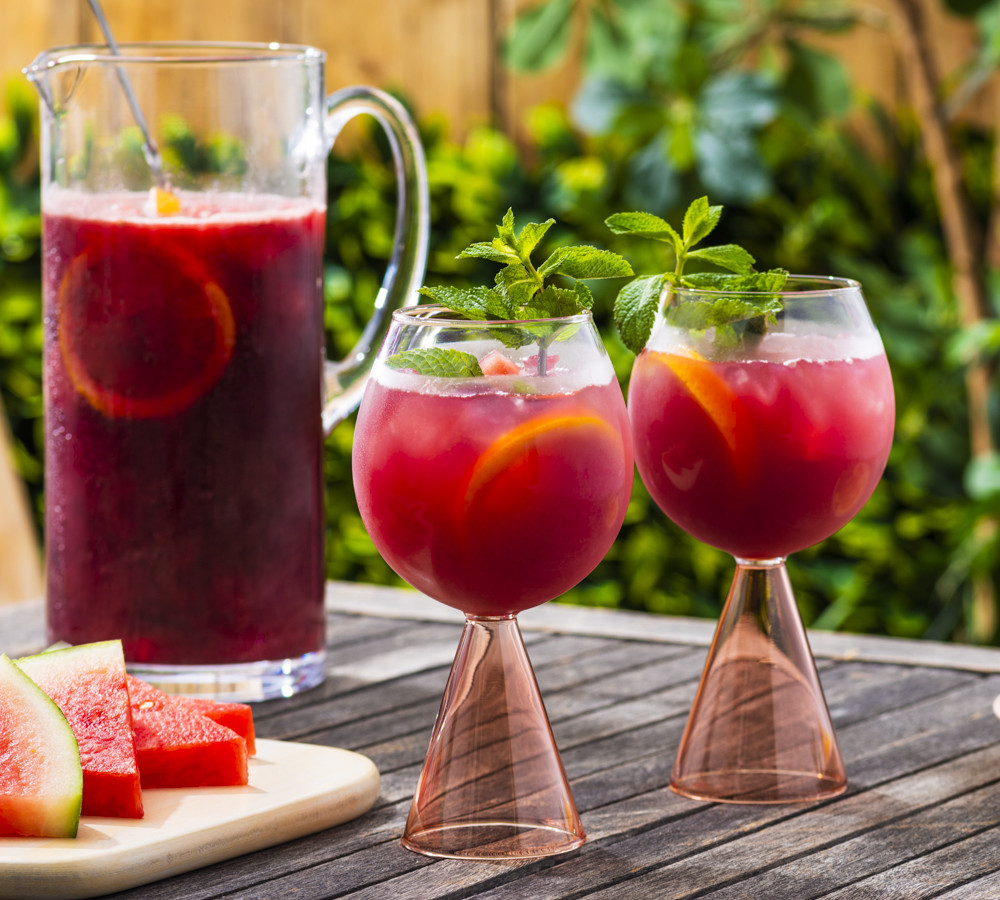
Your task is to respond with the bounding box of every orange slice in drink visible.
[832,460,873,518]
[57,244,236,420]
[152,186,181,216]
[657,350,755,478]
[464,411,626,520]
[454,407,630,614]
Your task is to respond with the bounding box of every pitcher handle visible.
[322,86,429,434]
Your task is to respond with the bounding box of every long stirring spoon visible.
[85,0,168,189]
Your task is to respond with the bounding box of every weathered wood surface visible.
[2,581,1000,899]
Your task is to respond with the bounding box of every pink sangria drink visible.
[44,190,327,668]
[629,331,895,559]
[353,323,633,617]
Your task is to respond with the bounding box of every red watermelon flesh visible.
[16,642,143,819]
[126,677,248,788]
[124,676,256,756]
[182,698,257,756]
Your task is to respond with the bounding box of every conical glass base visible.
[402,615,585,859]
[671,558,847,804]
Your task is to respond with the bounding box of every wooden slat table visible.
[4,581,1000,899]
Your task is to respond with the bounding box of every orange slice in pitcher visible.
[57,244,236,420]
[657,350,755,477]
[152,186,182,216]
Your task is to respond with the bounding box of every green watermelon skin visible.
[127,677,249,788]
[0,654,83,837]
[17,642,143,819]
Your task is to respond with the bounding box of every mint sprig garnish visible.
[386,348,483,378]
[420,208,633,319]
[395,209,634,377]
[608,197,789,354]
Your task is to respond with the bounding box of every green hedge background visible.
[2,0,999,643]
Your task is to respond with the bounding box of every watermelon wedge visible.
[17,641,143,818]
[180,697,257,756]
[125,675,256,756]
[0,654,82,837]
[126,677,249,788]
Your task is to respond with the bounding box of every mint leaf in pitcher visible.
[608,197,788,354]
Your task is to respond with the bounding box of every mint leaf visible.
[418,285,514,319]
[422,208,630,325]
[536,245,571,279]
[609,197,789,353]
[459,241,520,265]
[665,294,783,331]
[682,196,723,247]
[613,274,669,355]
[517,218,555,257]
[686,244,756,274]
[574,280,595,310]
[498,207,517,247]
[683,269,789,291]
[606,211,682,250]
[414,208,632,377]
[495,263,541,308]
[546,245,635,280]
[524,285,589,320]
[386,348,483,377]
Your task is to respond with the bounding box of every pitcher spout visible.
[22,48,94,119]
[22,50,60,117]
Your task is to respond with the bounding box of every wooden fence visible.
[1,0,994,143]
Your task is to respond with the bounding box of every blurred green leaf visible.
[503,0,576,72]
[699,71,778,131]
[965,454,1000,501]
[784,41,853,118]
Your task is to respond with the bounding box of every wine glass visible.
[628,276,894,803]
[352,305,634,858]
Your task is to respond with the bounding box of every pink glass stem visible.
[671,558,847,804]
[402,615,585,859]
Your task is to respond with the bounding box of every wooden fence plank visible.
[2,0,495,136]
[6,0,991,142]
[0,0,79,76]
[98,0,287,45]
[495,0,580,140]
[298,0,494,129]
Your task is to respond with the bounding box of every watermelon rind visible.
[0,653,82,838]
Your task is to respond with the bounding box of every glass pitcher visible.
[24,42,429,700]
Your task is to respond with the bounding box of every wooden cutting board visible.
[0,739,380,900]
